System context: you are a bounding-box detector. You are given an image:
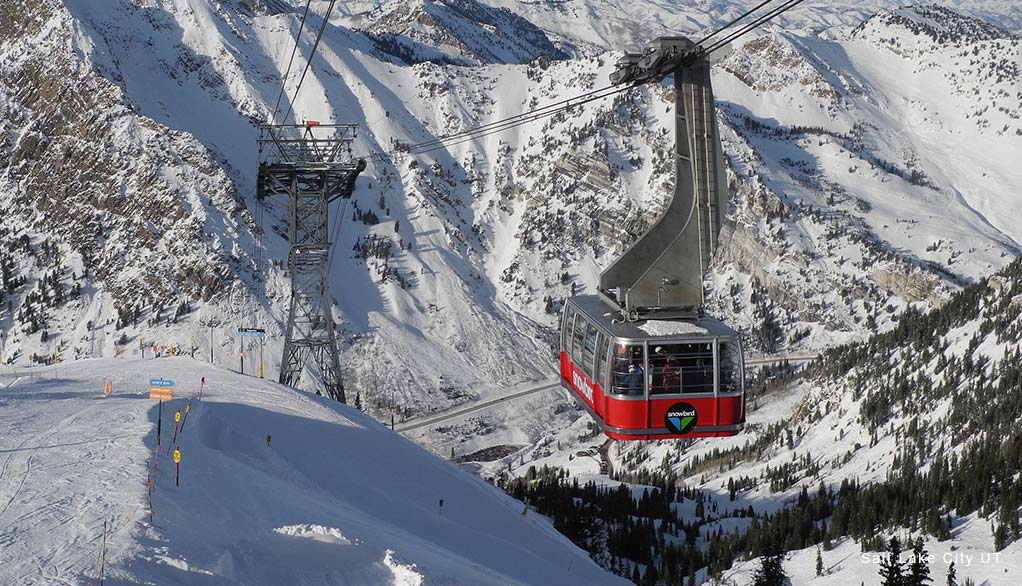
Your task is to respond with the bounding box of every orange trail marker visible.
[103,380,112,396]
[149,378,174,401]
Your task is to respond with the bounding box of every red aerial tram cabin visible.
[557,37,748,440]
[560,296,745,440]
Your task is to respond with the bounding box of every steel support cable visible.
[367,7,783,158]
[697,0,808,56]
[271,0,313,126]
[365,84,635,162]
[280,0,339,125]
[326,191,346,267]
[362,2,800,162]
[327,198,351,274]
[690,0,778,49]
[398,82,624,151]
[255,199,263,278]
[406,85,634,154]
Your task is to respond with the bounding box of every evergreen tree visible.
[907,539,931,586]
[752,554,786,586]
[586,519,612,570]
[816,546,824,576]
[879,537,906,586]
[945,561,956,586]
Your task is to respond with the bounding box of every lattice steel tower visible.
[256,122,366,402]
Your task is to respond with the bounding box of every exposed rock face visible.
[352,0,568,65]
[0,1,245,315]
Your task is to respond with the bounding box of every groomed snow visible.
[0,358,628,586]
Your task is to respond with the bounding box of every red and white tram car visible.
[560,296,745,440]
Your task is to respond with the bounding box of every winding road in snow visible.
[395,380,561,432]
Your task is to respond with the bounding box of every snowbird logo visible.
[572,369,594,404]
[664,403,697,434]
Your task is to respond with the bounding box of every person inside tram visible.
[647,345,682,394]
[661,355,680,393]
[625,363,645,396]
[612,343,644,395]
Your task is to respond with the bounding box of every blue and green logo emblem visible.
[665,403,697,434]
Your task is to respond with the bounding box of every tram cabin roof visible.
[566,295,740,344]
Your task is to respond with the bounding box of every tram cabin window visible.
[648,343,713,394]
[561,306,576,353]
[571,314,587,365]
[719,341,741,394]
[611,343,645,396]
[582,323,599,378]
[594,332,608,385]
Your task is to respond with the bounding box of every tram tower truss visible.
[256,122,366,402]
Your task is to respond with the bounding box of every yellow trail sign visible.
[173,448,181,464]
[174,411,181,423]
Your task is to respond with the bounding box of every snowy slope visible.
[1,0,1020,489]
[0,357,627,585]
[727,526,1022,586]
[518,258,1022,584]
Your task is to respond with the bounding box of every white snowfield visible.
[0,358,627,586]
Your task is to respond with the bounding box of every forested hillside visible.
[498,256,1022,584]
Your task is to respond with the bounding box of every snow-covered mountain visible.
[0,358,628,585]
[470,0,1022,54]
[1,1,1021,584]
[346,0,568,65]
[1,0,1020,446]
[1,0,1020,474]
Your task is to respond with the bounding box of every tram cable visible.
[393,82,626,153]
[270,0,313,126]
[362,0,805,164]
[327,198,352,274]
[689,0,778,49]
[364,4,791,160]
[391,3,788,154]
[392,84,636,158]
[696,0,807,56]
[279,0,339,125]
[399,3,792,152]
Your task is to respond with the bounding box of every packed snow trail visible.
[395,380,561,433]
[0,358,628,585]
[0,364,154,586]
